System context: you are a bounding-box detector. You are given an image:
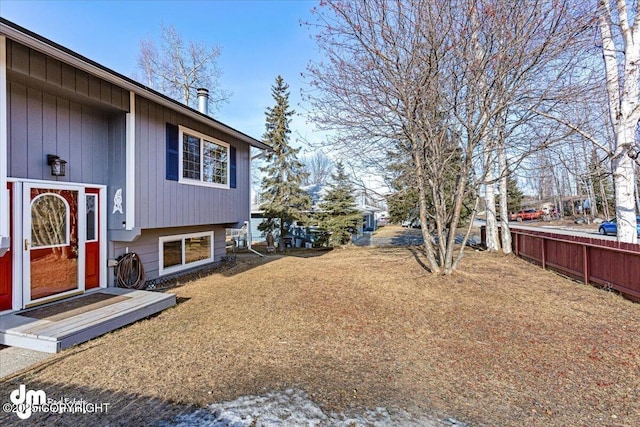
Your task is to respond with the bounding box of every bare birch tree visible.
[532,1,639,241]
[497,114,512,253]
[598,0,639,243]
[305,0,586,273]
[137,24,231,113]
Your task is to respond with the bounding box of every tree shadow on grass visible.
[389,232,425,246]
[280,248,334,258]
[217,248,334,277]
[406,247,433,273]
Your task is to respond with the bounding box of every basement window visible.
[159,231,214,276]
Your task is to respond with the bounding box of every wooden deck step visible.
[0,288,176,353]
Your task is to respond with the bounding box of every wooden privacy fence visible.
[482,226,640,302]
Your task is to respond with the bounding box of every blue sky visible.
[1,0,322,148]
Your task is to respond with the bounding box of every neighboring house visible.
[0,19,268,312]
[249,183,385,244]
[302,183,328,209]
[359,204,382,232]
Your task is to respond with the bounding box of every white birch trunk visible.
[484,180,499,252]
[582,140,598,217]
[483,144,499,252]
[498,145,512,254]
[555,171,564,216]
[599,0,640,243]
[612,152,638,242]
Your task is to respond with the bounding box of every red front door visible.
[85,188,100,289]
[27,185,80,301]
[0,183,12,311]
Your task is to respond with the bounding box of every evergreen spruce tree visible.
[384,145,474,226]
[258,76,311,251]
[386,153,419,224]
[318,162,362,246]
[506,175,524,214]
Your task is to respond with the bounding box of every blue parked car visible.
[598,216,640,236]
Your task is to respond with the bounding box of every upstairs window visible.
[179,126,229,188]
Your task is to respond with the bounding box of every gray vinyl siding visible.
[6,40,129,111]
[7,80,116,184]
[6,38,251,235]
[134,97,251,229]
[6,39,129,185]
[111,225,227,281]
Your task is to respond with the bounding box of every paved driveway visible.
[354,229,425,247]
[510,223,620,241]
[354,226,481,247]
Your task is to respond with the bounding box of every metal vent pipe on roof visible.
[197,88,209,115]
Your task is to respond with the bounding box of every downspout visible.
[0,35,9,256]
[245,220,264,257]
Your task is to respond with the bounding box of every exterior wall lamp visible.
[47,154,67,177]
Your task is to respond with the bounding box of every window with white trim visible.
[159,231,214,276]
[179,125,229,187]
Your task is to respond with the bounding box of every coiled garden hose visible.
[115,252,147,289]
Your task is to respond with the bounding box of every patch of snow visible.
[159,388,451,426]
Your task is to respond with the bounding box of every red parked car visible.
[509,209,545,221]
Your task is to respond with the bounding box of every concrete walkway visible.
[0,345,52,378]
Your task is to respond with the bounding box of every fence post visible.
[583,245,589,284]
[510,229,640,302]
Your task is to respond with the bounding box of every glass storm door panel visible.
[25,185,83,301]
[85,189,100,289]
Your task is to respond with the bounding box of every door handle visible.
[24,239,29,251]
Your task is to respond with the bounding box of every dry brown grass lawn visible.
[2,242,639,426]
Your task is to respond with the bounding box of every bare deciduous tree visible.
[305,0,586,273]
[598,0,639,243]
[300,151,334,186]
[529,0,639,242]
[137,24,231,113]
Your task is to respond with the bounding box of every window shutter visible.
[229,146,237,188]
[166,123,179,181]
